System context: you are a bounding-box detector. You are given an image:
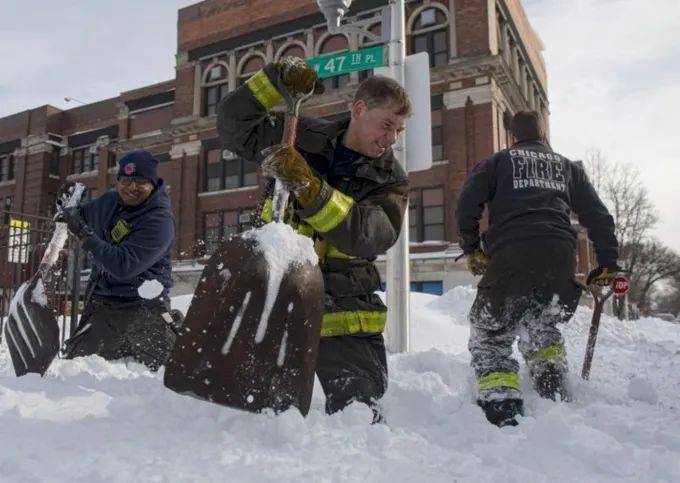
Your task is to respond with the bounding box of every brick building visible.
[1,0,581,297]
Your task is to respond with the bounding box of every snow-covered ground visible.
[2,287,680,482]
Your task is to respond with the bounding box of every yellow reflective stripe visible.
[478,372,520,392]
[296,222,314,238]
[260,198,314,238]
[326,244,356,259]
[321,311,386,337]
[304,189,354,233]
[528,345,566,362]
[246,70,283,110]
[260,199,273,223]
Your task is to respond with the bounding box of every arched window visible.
[318,34,350,91]
[409,5,449,68]
[238,54,265,86]
[203,62,229,116]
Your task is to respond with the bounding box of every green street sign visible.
[307,45,385,79]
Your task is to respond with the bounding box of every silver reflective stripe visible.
[15,310,38,358]
[5,322,29,369]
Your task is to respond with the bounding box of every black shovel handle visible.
[581,284,615,380]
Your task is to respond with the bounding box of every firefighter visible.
[218,58,411,420]
[457,111,619,427]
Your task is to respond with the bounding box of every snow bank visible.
[1,287,680,482]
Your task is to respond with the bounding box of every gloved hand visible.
[586,266,619,287]
[261,145,321,206]
[56,181,77,209]
[55,206,93,241]
[466,249,488,276]
[272,57,324,96]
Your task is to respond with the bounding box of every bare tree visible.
[583,150,677,318]
[654,273,680,316]
[627,240,680,313]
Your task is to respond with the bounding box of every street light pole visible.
[384,0,410,354]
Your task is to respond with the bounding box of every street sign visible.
[307,45,384,79]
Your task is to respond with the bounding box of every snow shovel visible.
[164,89,325,416]
[580,274,629,380]
[3,183,85,376]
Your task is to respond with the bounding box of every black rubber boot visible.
[478,398,524,427]
[534,365,570,402]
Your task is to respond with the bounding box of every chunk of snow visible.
[31,279,48,307]
[221,292,252,355]
[220,269,231,281]
[276,330,288,367]
[137,279,164,299]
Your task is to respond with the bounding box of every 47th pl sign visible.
[307,45,385,79]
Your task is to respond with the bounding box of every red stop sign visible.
[614,275,629,295]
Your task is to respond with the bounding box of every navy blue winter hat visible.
[117,150,159,186]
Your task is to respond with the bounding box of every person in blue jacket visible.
[57,150,177,370]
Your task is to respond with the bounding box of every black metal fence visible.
[0,210,83,344]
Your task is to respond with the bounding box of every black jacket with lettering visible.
[456,140,618,267]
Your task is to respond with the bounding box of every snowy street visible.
[1,287,680,482]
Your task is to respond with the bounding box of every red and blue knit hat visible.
[117,151,159,186]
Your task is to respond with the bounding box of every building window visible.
[431,94,443,110]
[204,148,258,192]
[432,125,443,161]
[49,148,60,176]
[319,35,350,90]
[203,208,255,256]
[203,63,229,116]
[71,147,97,174]
[238,55,265,87]
[3,197,12,223]
[410,187,445,242]
[410,7,449,67]
[411,281,443,295]
[0,155,14,181]
[108,152,117,169]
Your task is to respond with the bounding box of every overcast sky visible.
[1,0,678,250]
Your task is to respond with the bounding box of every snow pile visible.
[30,279,48,307]
[1,288,680,481]
[137,279,164,299]
[243,222,318,344]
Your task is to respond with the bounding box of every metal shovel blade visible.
[164,232,324,416]
[3,275,60,377]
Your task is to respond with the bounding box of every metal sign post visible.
[316,0,412,353]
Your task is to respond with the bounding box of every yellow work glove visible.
[261,145,321,207]
[466,249,489,276]
[586,266,617,287]
[273,57,324,96]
